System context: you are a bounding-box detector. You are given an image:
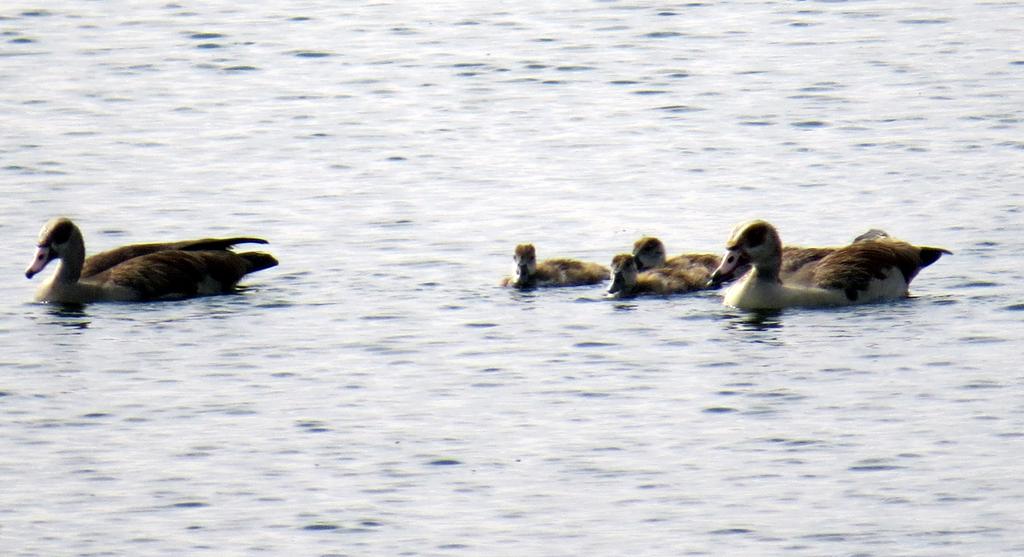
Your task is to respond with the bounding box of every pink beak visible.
[25,246,52,279]
[708,248,746,287]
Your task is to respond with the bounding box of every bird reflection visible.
[721,309,784,344]
[731,309,784,330]
[44,303,91,330]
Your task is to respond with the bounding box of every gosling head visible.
[512,243,538,284]
[607,253,639,296]
[632,236,667,272]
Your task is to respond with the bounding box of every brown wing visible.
[811,240,930,300]
[780,246,836,285]
[780,231,897,284]
[781,246,833,274]
[82,237,268,278]
[94,250,256,300]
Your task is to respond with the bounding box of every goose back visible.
[92,249,278,300]
[533,258,610,287]
[82,237,269,278]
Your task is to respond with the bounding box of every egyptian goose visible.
[708,220,949,309]
[25,217,278,303]
[634,232,890,285]
[501,243,609,288]
[607,253,712,298]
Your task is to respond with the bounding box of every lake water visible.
[2,1,1023,555]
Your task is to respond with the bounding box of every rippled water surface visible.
[2,2,1023,555]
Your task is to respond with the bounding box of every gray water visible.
[2,2,1023,556]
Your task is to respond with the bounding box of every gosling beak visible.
[25,245,52,279]
[607,272,624,295]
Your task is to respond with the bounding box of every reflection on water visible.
[43,303,91,330]
[717,309,786,347]
[722,309,784,331]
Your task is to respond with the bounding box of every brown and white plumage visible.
[607,253,712,298]
[633,233,888,287]
[501,243,609,289]
[25,217,278,303]
[708,220,949,309]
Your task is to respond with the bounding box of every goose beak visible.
[25,245,52,279]
[708,248,744,288]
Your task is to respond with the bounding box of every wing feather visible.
[82,238,268,277]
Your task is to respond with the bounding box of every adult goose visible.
[607,253,711,298]
[708,220,949,309]
[501,243,609,288]
[634,231,890,285]
[25,217,278,303]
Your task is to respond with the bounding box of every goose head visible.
[632,237,667,272]
[512,243,538,284]
[709,219,782,286]
[607,253,639,295]
[26,217,84,280]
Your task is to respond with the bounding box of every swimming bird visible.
[708,219,949,309]
[607,253,712,298]
[633,232,890,286]
[501,243,609,288]
[631,237,720,274]
[25,217,278,303]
